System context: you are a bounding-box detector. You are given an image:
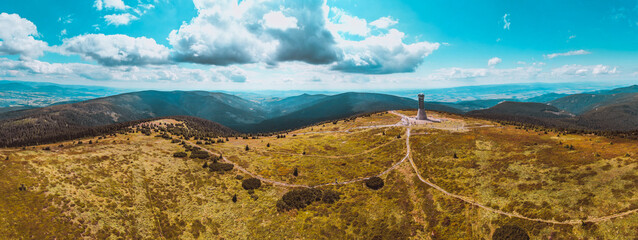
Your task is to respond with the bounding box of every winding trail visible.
[186,110,638,225]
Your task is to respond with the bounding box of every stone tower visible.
[416,93,427,120]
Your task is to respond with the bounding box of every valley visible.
[1,110,636,239]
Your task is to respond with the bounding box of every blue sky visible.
[0,0,637,90]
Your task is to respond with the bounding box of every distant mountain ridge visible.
[0,91,457,143]
[468,85,638,131]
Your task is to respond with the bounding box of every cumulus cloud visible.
[487,57,502,67]
[503,14,511,30]
[332,29,439,74]
[0,13,49,60]
[0,57,247,84]
[167,0,438,74]
[104,13,139,26]
[551,64,617,76]
[94,0,128,11]
[169,0,339,66]
[544,49,591,59]
[61,34,170,66]
[328,7,369,36]
[370,16,398,29]
[263,11,298,30]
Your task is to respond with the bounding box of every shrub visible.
[173,152,188,158]
[190,150,209,159]
[276,188,340,211]
[293,167,298,177]
[492,225,529,240]
[202,162,208,168]
[365,177,384,190]
[277,188,323,211]
[242,178,262,190]
[232,194,237,203]
[209,162,234,172]
[321,190,340,204]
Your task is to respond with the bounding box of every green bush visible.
[365,177,384,190]
[492,225,529,240]
[242,178,262,190]
[173,152,187,158]
[209,162,234,172]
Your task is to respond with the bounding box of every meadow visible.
[0,112,636,239]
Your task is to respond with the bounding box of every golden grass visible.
[0,112,636,239]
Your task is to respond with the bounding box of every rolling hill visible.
[0,91,458,146]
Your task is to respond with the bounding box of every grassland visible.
[0,112,637,239]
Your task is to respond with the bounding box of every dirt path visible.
[254,138,401,159]
[191,127,411,188]
[187,110,637,225]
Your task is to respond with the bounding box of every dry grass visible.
[0,112,636,239]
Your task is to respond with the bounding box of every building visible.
[416,93,427,120]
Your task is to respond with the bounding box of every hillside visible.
[1,111,636,239]
[549,85,638,114]
[246,92,460,132]
[467,101,573,119]
[576,94,638,131]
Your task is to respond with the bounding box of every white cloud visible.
[58,14,73,24]
[487,57,502,67]
[328,7,369,37]
[332,29,440,74]
[544,49,591,59]
[370,16,398,29]
[61,34,170,66]
[0,57,248,84]
[94,0,128,11]
[551,64,617,76]
[503,14,511,30]
[60,29,67,37]
[426,66,541,82]
[169,0,338,66]
[0,13,48,60]
[568,35,576,40]
[104,13,139,26]
[263,11,298,30]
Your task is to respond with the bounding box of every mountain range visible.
[1,82,638,147]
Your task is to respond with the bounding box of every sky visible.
[0,0,637,91]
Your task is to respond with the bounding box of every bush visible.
[209,162,234,172]
[276,188,340,211]
[492,225,529,240]
[242,178,262,190]
[365,177,384,190]
[321,190,340,204]
[173,152,187,158]
[277,188,322,211]
[293,167,298,177]
[232,194,237,203]
[190,150,209,159]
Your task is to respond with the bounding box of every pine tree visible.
[293,167,298,177]
[203,162,208,168]
[232,194,237,203]
[453,152,458,159]
[245,145,250,151]
[267,143,270,147]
